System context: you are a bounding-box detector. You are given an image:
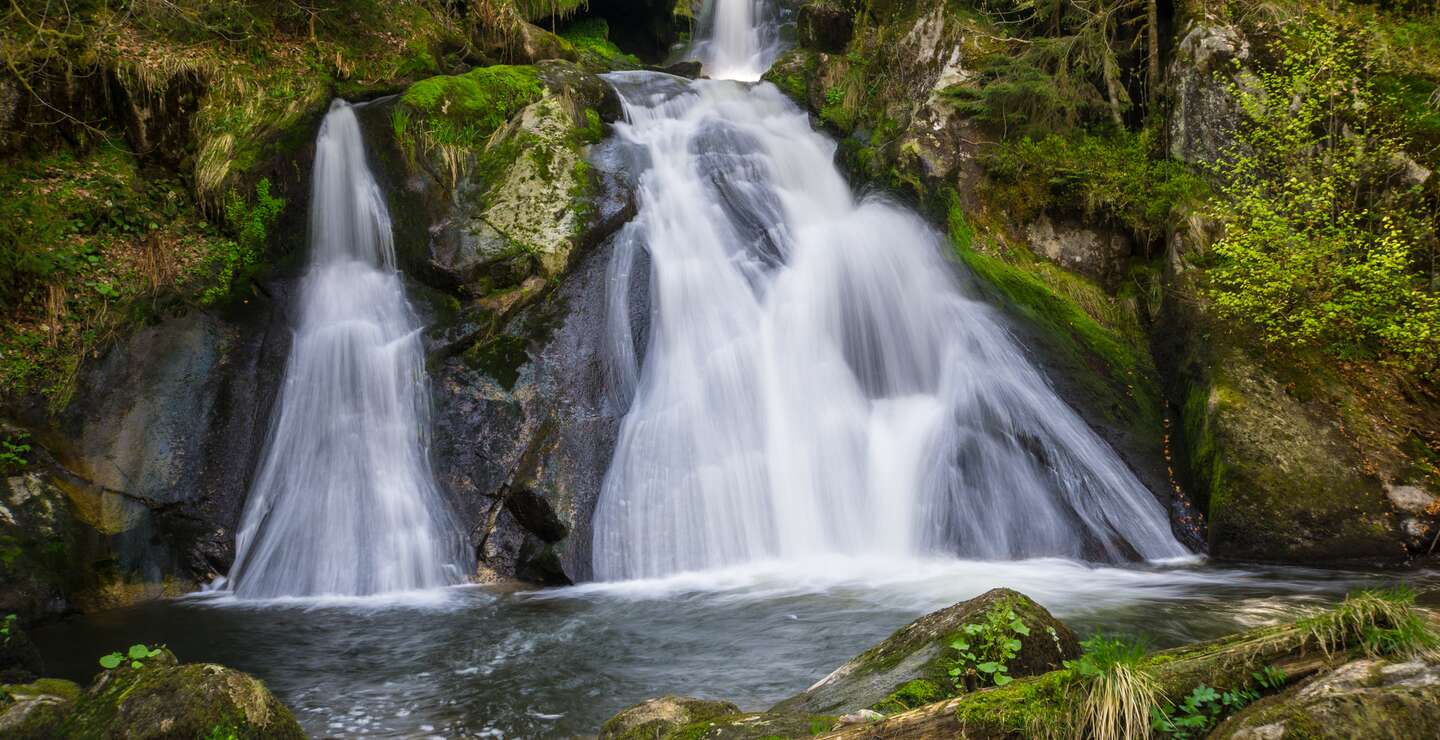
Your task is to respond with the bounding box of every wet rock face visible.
[0,285,292,619]
[0,619,44,684]
[771,588,1080,715]
[379,60,639,586]
[430,219,640,585]
[1212,658,1440,739]
[798,2,855,53]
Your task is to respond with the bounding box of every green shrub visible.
[202,178,284,305]
[1207,19,1440,373]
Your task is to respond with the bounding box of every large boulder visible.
[0,650,302,739]
[1158,226,1429,564]
[60,650,303,738]
[1211,658,1440,739]
[771,588,1080,715]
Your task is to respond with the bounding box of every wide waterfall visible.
[590,1,1188,580]
[228,100,470,598]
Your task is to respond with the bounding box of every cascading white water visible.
[691,0,784,81]
[228,100,470,598]
[591,1,1188,580]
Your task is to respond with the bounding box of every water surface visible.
[35,558,1439,737]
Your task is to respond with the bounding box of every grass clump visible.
[1298,587,1440,660]
[1063,635,1158,740]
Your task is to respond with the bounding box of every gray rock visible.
[1212,658,1440,739]
[1168,23,1251,166]
[1025,213,1134,290]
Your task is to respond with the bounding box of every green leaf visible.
[128,644,150,659]
[1011,620,1030,636]
[1004,639,1022,652]
[131,661,143,670]
[994,673,1013,686]
[99,653,123,669]
[976,662,1001,673]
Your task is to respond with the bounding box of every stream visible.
[34,558,1440,737]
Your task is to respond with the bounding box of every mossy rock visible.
[1210,658,1440,739]
[771,588,1080,715]
[599,695,741,740]
[0,678,82,739]
[57,649,303,739]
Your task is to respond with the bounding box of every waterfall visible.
[228,100,470,598]
[590,1,1188,580]
[691,0,784,81]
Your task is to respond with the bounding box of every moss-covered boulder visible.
[599,696,742,740]
[54,649,303,739]
[772,588,1080,716]
[1211,658,1440,739]
[392,59,621,295]
[0,678,82,739]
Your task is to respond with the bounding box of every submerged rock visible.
[600,696,742,740]
[772,588,1080,715]
[1211,658,1440,739]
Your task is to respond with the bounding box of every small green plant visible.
[1,614,17,643]
[1151,667,1286,738]
[99,644,164,670]
[0,433,31,472]
[947,605,1030,689]
[203,178,284,305]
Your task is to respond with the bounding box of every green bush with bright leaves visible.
[1207,19,1440,374]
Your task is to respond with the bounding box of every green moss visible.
[464,335,529,389]
[872,678,945,714]
[1,679,83,703]
[398,65,543,151]
[949,209,1163,437]
[60,656,303,739]
[560,18,642,69]
[0,145,255,404]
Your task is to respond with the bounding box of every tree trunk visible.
[1147,0,1161,109]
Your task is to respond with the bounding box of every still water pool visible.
[33,556,1440,738]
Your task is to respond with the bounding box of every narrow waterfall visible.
[591,1,1188,580]
[228,100,470,598]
